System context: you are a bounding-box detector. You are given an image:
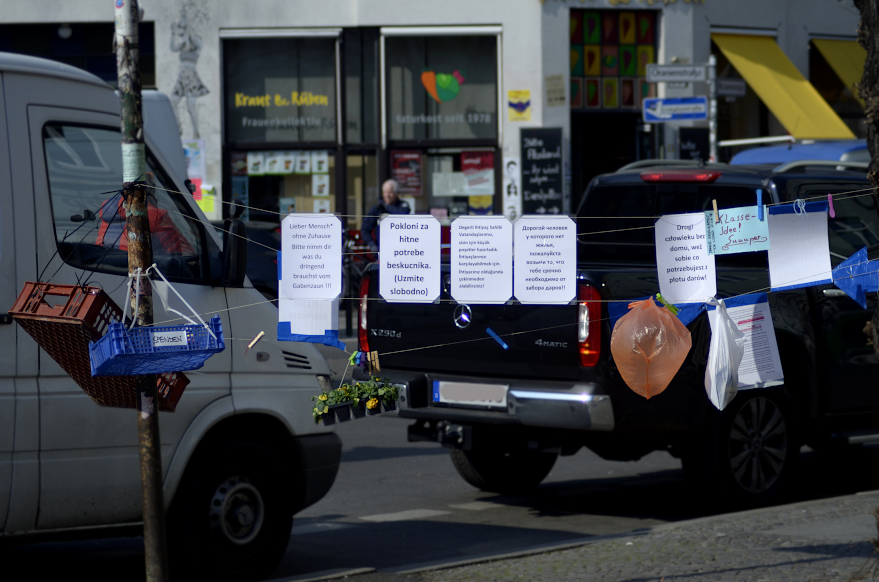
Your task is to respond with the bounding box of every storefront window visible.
[223,37,337,144]
[229,149,336,221]
[386,36,497,141]
[345,28,378,144]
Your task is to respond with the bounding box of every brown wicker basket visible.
[10,282,188,411]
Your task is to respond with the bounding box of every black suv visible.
[358,157,879,507]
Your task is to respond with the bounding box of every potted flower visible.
[311,385,354,424]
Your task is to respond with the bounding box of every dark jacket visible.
[360,199,411,249]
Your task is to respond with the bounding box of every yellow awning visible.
[712,33,855,140]
[812,38,866,107]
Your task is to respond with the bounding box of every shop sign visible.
[386,36,497,141]
[223,38,337,143]
[520,128,563,216]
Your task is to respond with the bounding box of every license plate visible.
[432,380,508,408]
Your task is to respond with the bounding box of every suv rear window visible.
[577,183,759,264]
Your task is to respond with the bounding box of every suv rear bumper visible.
[354,369,614,431]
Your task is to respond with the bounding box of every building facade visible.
[2,0,862,225]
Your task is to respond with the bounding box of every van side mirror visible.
[222,217,248,286]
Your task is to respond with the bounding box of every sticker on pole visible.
[380,215,441,303]
[513,215,576,304]
[280,214,342,300]
[451,216,513,304]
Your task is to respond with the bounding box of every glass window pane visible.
[43,124,208,282]
[387,36,497,141]
[224,38,337,143]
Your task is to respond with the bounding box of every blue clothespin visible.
[756,189,764,221]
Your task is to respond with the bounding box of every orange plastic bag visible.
[610,298,692,399]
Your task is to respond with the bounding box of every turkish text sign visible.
[451,216,513,304]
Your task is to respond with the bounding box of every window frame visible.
[41,121,217,286]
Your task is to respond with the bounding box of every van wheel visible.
[450,445,557,493]
[168,437,293,581]
[683,391,798,507]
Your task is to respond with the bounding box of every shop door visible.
[571,111,646,208]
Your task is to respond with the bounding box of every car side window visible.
[43,124,210,283]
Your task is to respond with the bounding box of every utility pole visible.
[115,1,169,580]
[708,54,717,163]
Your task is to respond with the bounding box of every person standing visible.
[360,179,411,252]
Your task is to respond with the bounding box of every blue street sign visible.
[643,97,709,123]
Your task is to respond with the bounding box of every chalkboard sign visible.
[679,127,710,162]
[520,127,563,215]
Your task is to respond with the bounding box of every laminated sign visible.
[451,215,513,304]
[513,215,576,304]
[280,213,342,300]
[379,215,441,303]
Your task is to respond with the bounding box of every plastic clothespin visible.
[756,189,764,221]
[656,293,680,316]
[712,199,719,224]
[828,193,836,218]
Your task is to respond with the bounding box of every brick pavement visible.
[416,493,879,582]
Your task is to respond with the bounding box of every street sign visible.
[646,64,707,83]
[717,78,747,97]
[643,97,709,123]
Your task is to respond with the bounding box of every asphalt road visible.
[5,339,879,581]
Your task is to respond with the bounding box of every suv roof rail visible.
[615,159,711,172]
[773,159,869,174]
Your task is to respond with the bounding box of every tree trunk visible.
[853,0,879,555]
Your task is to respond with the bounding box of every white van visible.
[0,53,341,580]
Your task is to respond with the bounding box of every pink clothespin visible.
[828,194,836,218]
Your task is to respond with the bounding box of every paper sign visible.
[246,152,265,175]
[311,150,330,173]
[279,197,296,216]
[461,151,494,195]
[704,205,770,255]
[294,152,311,174]
[379,215,441,303]
[152,330,188,348]
[277,297,344,350]
[312,174,330,197]
[508,90,531,121]
[767,202,831,291]
[451,216,513,304]
[265,151,285,174]
[280,214,342,300]
[313,199,331,213]
[281,151,297,173]
[654,213,716,303]
[707,294,784,389]
[513,215,577,304]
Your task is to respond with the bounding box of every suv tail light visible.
[640,169,722,182]
[358,274,370,352]
[578,284,601,367]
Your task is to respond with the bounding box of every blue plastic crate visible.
[89,315,225,376]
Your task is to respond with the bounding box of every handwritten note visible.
[704,205,770,255]
[654,213,716,304]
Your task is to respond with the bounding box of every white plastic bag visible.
[705,297,746,410]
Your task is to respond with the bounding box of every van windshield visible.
[43,124,214,283]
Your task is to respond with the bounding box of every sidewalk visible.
[410,491,879,582]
